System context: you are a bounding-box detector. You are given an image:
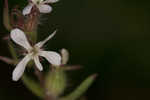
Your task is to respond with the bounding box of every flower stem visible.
[8,41,18,61]
[33,66,56,100]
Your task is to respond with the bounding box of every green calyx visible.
[45,67,67,97]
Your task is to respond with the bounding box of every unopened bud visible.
[61,48,69,65]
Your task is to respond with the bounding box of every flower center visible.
[28,46,40,57]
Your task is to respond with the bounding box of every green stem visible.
[3,0,12,31]
[8,42,18,62]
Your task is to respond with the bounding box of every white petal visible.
[22,3,34,15]
[10,28,32,50]
[38,4,52,13]
[34,56,43,71]
[12,55,31,81]
[39,51,61,66]
[35,30,57,48]
[43,0,59,3]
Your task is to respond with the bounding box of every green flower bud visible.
[45,67,67,97]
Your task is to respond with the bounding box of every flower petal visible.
[22,3,34,15]
[61,48,69,64]
[39,51,61,66]
[35,30,57,48]
[12,54,31,81]
[10,28,32,50]
[38,4,52,13]
[43,0,59,3]
[34,56,43,71]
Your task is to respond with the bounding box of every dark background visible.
[0,0,150,100]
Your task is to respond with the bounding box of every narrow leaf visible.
[22,74,44,98]
[60,74,97,100]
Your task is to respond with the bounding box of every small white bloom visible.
[10,28,61,81]
[23,0,59,15]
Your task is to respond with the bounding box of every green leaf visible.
[60,74,97,100]
[22,74,44,98]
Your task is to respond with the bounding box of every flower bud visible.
[45,67,67,97]
[61,48,69,65]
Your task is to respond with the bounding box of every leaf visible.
[22,74,44,98]
[60,74,97,100]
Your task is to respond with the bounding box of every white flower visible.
[10,28,61,81]
[23,0,59,15]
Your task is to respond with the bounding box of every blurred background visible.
[0,0,150,100]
